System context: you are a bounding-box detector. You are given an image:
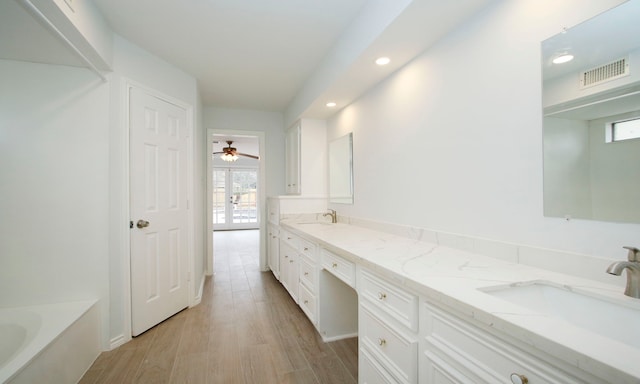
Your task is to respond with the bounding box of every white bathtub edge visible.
[2,300,101,384]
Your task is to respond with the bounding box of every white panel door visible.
[130,87,189,336]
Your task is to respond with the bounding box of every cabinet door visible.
[279,242,298,302]
[285,123,300,194]
[267,224,279,280]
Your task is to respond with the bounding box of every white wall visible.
[204,107,286,197]
[327,0,638,258]
[0,60,110,343]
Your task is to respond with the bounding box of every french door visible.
[213,168,259,230]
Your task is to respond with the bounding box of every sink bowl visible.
[480,281,640,348]
[296,221,333,226]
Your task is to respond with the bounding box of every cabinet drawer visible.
[299,256,317,292]
[321,249,355,288]
[298,282,317,324]
[299,237,316,259]
[360,347,398,384]
[361,303,418,384]
[360,269,418,332]
[423,303,594,384]
[280,230,298,248]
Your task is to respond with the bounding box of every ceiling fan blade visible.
[212,151,224,155]
[236,152,260,160]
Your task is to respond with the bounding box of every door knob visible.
[136,220,150,228]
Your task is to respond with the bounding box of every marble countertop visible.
[281,220,640,383]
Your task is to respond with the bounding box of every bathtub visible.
[0,300,101,384]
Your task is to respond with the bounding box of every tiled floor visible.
[80,229,357,383]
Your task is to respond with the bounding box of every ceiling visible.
[2,0,496,119]
[93,0,368,112]
[92,0,495,118]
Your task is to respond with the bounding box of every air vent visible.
[581,58,629,88]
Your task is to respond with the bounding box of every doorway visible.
[207,131,267,275]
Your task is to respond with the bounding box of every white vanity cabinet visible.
[298,236,318,324]
[420,302,608,384]
[358,269,419,384]
[278,229,319,325]
[267,197,281,279]
[279,230,299,302]
[267,223,280,280]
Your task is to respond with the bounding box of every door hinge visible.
[129,220,133,229]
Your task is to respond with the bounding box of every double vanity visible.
[266,200,640,384]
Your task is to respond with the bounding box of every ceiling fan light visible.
[221,153,238,162]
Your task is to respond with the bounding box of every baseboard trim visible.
[109,334,129,350]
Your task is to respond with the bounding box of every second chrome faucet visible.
[323,209,337,223]
[607,246,640,298]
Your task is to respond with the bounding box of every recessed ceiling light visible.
[375,57,390,66]
[326,102,337,108]
[552,53,574,64]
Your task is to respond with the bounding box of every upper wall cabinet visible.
[0,0,113,77]
[286,119,327,196]
[285,122,301,194]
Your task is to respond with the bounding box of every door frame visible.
[119,80,196,345]
[207,129,267,275]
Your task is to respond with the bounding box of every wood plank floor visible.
[80,230,357,384]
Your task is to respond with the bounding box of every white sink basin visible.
[480,281,640,348]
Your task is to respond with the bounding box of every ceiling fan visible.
[213,140,259,162]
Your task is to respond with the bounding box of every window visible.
[609,117,640,142]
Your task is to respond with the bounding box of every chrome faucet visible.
[323,209,337,223]
[607,246,640,298]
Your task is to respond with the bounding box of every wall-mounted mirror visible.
[542,0,640,224]
[329,132,353,204]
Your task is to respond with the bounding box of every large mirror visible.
[542,0,640,223]
[329,132,354,204]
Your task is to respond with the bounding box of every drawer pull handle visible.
[377,338,386,347]
[287,237,292,240]
[285,255,289,258]
[304,272,309,276]
[304,300,309,304]
[289,260,294,263]
[510,373,528,384]
[378,292,387,300]
[332,263,338,268]
[304,247,309,251]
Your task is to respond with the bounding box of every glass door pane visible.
[231,169,258,225]
[212,170,227,227]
